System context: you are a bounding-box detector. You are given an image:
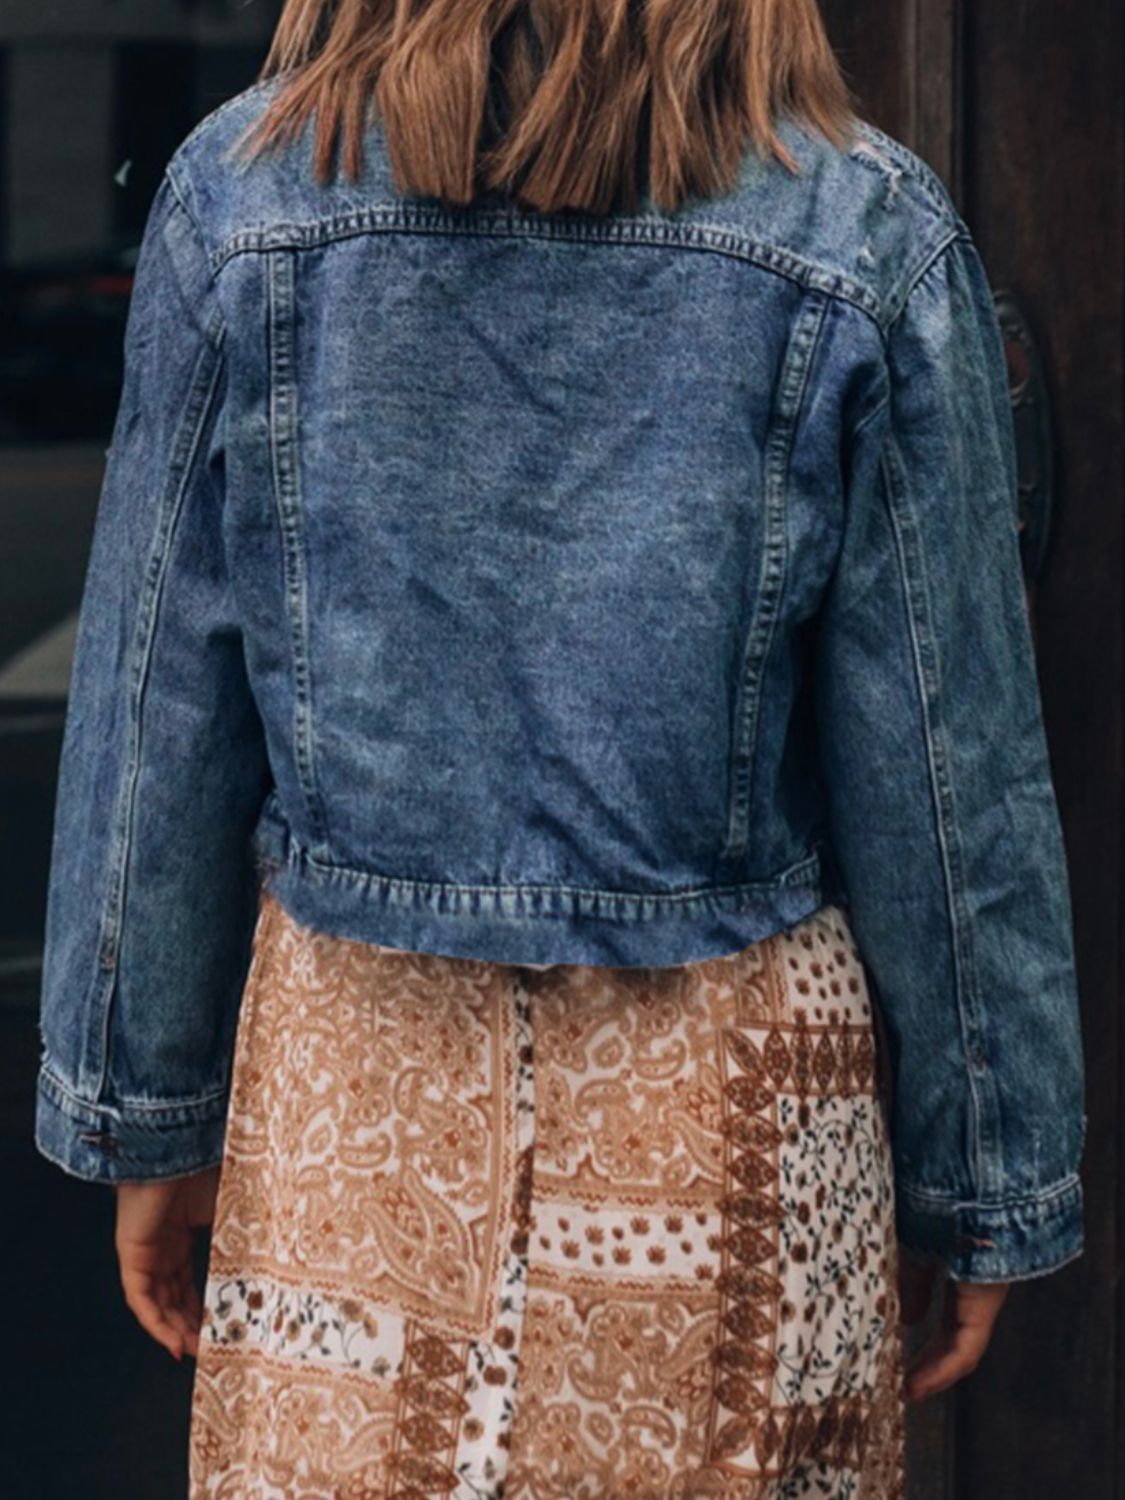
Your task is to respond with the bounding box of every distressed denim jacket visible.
[35,77,1086,1283]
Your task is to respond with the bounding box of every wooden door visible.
[819,1,1124,1494]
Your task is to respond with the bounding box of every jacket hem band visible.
[34,1065,230,1185]
[895,1172,1084,1283]
[250,800,846,967]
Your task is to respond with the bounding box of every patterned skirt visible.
[188,886,906,1499]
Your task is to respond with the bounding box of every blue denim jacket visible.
[35,77,1086,1282]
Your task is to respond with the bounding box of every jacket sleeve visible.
[34,164,273,1185]
[813,227,1087,1282]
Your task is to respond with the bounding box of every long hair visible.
[234,0,860,216]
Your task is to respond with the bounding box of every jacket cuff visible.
[34,1065,229,1185]
[895,1174,1085,1283]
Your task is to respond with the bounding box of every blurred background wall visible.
[0,8,280,1497]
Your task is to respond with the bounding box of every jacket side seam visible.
[721,293,829,864]
[880,439,1005,1200]
[267,248,330,855]
[88,332,228,1101]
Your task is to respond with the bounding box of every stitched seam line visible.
[162,167,231,359]
[178,83,961,340]
[721,293,828,863]
[212,211,889,327]
[882,229,963,334]
[282,844,826,901]
[851,391,890,442]
[843,235,963,450]
[39,1064,231,1117]
[89,334,227,1102]
[897,1173,1082,1214]
[253,793,828,904]
[880,439,1003,1200]
[267,250,329,851]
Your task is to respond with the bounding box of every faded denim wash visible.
[35,76,1086,1283]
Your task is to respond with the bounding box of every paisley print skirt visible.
[188,886,906,1499]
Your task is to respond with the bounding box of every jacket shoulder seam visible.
[847,122,960,227]
[839,228,965,442]
[882,225,966,332]
[160,164,229,348]
[163,75,284,279]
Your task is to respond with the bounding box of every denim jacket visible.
[35,77,1086,1282]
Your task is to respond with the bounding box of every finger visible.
[903,1300,996,1402]
[157,1281,197,1354]
[172,1264,205,1358]
[121,1271,185,1360]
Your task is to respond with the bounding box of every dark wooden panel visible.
[821,0,913,145]
[820,0,1123,1493]
[958,0,1124,1489]
[911,0,961,203]
[822,0,958,195]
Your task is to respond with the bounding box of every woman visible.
[36,0,1087,1494]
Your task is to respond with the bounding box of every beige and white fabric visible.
[189,887,906,1498]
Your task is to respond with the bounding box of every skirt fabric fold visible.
[189,886,906,1499]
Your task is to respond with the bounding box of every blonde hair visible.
[236,0,860,216]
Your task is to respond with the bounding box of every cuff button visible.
[77,1130,119,1155]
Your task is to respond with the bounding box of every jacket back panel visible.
[181,83,933,963]
[227,225,850,894]
[34,81,1087,1292]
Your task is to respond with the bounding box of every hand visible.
[114,1164,221,1361]
[897,1243,1011,1402]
